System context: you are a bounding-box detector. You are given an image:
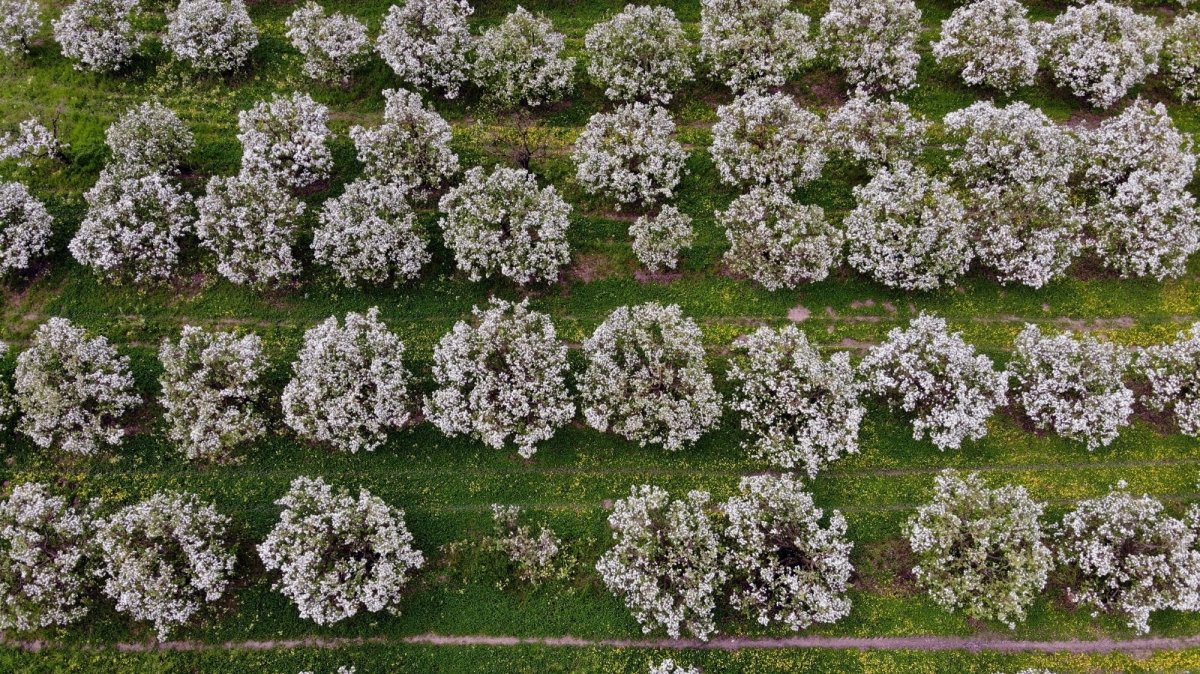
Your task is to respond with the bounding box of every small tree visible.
[1137,323,1200,436]
[722,474,853,631]
[285,2,370,84]
[718,187,840,290]
[860,313,1008,450]
[0,181,52,276]
[69,170,193,284]
[237,92,332,189]
[573,103,687,207]
[0,118,65,167]
[376,0,473,99]
[472,6,575,108]
[52,0,142,72]
[584,4,693,104]
[932,0,1038,94]
[1058,483,1200,633]
[824,93,929,169]
[195,171,304,286]
[348,88,459,198]
[596,485,726,640]
[96,491,235,639]
[699,0,815,92]
[314,179,429,287]
[0,482,96,631]
[437,166,571,285]
[1165,14,1200,103]
[580,303,721,451]
[1008,324,1133,450]
[710,92,826,190]
[282,308,413,454]
[258,476,425,625]
[488,504,564,586]
[905,471,1052,628]
[819,0,921,94]
[14,317,140,455]
[164,0,257,73]
[159,326,268,462]
[845,161,972,291]
[104,102,194,176]
[425,298,575,459]
[0,0,41,58]
[648,660,700,674]
[729,325,863,476]
[630,206,693,273]
[1040,1,1163,108]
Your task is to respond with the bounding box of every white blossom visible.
[824,93,929,168]
[348,88,459,197]
[818,0,921,94]
[195,171,304,286]
[1165,13,1200,103]
[488,504,563,585]
[573,103,687,207]
[14,317,140,455]
[52,0,142,72]
[104,102,194,177]
[425,298,575,459]
[648,659,700,674]
[1136,323,1200,436]
[376,0,473,99]
[237,92,332,189]
[728,325,863,476]
[0,0,40,57]
[437,165,571,285]
[597,485,727,640]
[282,308,413,454]
[699,0,815,92]
[472,6,575,108]
[580,303,721,451]
[845,161,972,291]
[0,118,65,167]
[630,206,693,272]
[96,491,235,639]
[1039,2,1163,108]
[932,0,1039,94]
[0,342,11,440]
[905,471,1052,628]
[164,0,257,73]
[258,476,425,626]
[0,181,52,276]
[710,92,826,190]
[718,187,840,290]
[584,4,693,104]
[285,2,369,84]
[1008,323,1133,450]
[314,179,429,287]
[159,326,268,462]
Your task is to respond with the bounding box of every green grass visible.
[3,0,1200,671]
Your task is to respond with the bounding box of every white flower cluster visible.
[728,325,863,477]
[438,165,571,284]
[0,181,52,276]
[0,482,95,632]
[164,0,257,74]
[944,101,1084,288]
[376,0,473,99]
[905,471,1052,629]
[823,93,929,168]
[237,92,332,189]
[488,504,562,585]
[285,2,369,84]
[629,206,693,273]
[1008,324,1133,450]
[282,308,413,454]
[258,476,425,625]
[718,187,840,290]
[596,485,727,640]
[1039,1,1163,108]
[710,92,826,190]
[699,0,815,92]
[0,342,11,437]
[52,0,142,72]
[1165,14,1200,103]
[95,491,235,639]
[105,102,194,177]
[0,0,40,57]
[473,6,575,108]
[573,103,687,207]
[0,118,65,167]
[584,5,693,104]
[845,161,972,290]
[1057,483,1200,633]
[581,303,721,451]
[425,298,574,459]
[195,172,304,286]
[159,326,267,462]
[860,314,1007,450]
[648,660,700,674]
[722,474,853,632]
[69,170,193,284]
[314,179,429,287]
[14,317,140,455]
[1137,323,1200,436]
[932,0,1038,94]
[348,88,459,197]
[818,0,921,94]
